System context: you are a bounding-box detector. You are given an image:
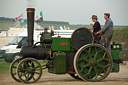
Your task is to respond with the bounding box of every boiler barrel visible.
[21,46,50,59]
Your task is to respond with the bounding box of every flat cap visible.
[91,15,98,19]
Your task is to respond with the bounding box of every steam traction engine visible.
[10,8,122,83]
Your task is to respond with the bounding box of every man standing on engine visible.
[95,13,113,53]
[88,15,101,43]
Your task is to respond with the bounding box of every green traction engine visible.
[10,8,122,83]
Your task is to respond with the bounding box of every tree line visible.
[0,17,69,25]
[112,28,128,48]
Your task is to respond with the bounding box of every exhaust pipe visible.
[26,8,35,46]
[21,8,50,59]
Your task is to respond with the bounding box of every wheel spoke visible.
[87,48,92,59]
[80,68,84,73]
[99,74,104,77]
[88,74,92,79]
[97,64,104,68]
[33,76,36,80]
[97,58,104,62]
[33,66,39,69]
[78,57,89,63]
[84,64,90,68]
[13,73,16,75]
[81,54,90,62]
[95,74,98,80]
[84,67,92,77]
[103,53,107,58]
[88,52,93,59]
[25,73,29,81]
[20,72,27,77]
[94,67,98,80]
[24,62,29,68]
[104,58,110,62]
[20,67,28,71]
[95,47,97,52]
[94,67,98,74]
[35,68,41,71]
[98,64,110,68]
[78,65,83,68]
[24,73,28,80]
[88,48,92,52]
[83,73,89,77]
[97,53,107,62]
[30,61,34,68]
[80,64,90,72]
[103,64,110,68]
[34,72,40,74]
[88,67,92,74]
[94,52,98,60]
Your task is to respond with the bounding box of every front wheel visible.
[74,44,113,82]
[17,58,42,83]
[10,57,22,82]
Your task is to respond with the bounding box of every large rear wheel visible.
[74,44,113,82]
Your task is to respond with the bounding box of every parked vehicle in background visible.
[0,29,74,62]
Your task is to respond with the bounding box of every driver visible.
[87,15,101,43]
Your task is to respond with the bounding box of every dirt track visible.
[0,62,128,85]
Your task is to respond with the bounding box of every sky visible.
[0,0,128,26]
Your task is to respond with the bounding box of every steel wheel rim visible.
[10,57,22,82]
[74,44,113,82]
[17,58,42,83]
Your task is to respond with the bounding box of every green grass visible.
[0,61,11,74]
[0,21,14,31]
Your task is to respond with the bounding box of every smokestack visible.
[26,8,35,46]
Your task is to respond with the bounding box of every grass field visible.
[0,21,14,31]
[0,20,128,31]
[0,61,11,74]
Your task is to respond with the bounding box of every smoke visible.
[26,0,38,7]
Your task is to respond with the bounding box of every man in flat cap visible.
[95,13,113,53]
[88,15,101,43]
